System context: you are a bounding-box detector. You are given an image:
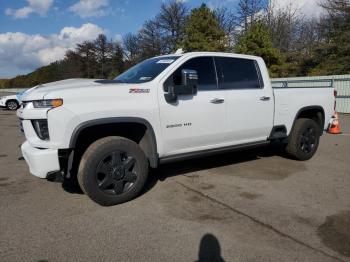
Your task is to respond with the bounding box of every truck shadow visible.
[142,143,288,195]
[60,143,288,196]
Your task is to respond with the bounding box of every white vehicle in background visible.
[17,52,335,206]
[0,94,20,110]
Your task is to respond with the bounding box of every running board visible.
[160,141,270,164]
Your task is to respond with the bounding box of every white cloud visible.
[272,0,324,17]
[5,0,54,19]
[5,8,13,16]
[115,34,123,43]
[69,0,111,18]
[0,23,105,78]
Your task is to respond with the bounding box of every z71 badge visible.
[129,88,150,94]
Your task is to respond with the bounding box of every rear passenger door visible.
[215,57,274,144]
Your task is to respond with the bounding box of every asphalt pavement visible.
[0,102,349,262]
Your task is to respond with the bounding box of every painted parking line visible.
[339,133,350,136]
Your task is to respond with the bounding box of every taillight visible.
[334,90,337,111]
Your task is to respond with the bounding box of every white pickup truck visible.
[17,52,334,206]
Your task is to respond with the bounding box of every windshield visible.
[115,56,180,84]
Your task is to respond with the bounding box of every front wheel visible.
[77,136,149,206]
[6,100,19,110]
[285,118,321,161]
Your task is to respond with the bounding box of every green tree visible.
[182,4,228,52]
[308,0,350,75]
[94,34,113,78]
[76,41,96,78]
[108,41,125,79]
[235,22,282,70]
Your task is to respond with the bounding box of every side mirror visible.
[164,69,198,103]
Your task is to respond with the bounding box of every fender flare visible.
[290,106,325,134]
[69,117,159,168]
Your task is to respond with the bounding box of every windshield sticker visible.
[129,88,150,94]
[156,59,175,64]
[140,76,152,81]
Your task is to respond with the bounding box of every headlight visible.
[33,99,63,109]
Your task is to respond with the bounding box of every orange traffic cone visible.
[328,112,342,134]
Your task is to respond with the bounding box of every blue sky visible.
[0,0,321,78]
[0,0,241,37]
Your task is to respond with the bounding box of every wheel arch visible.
[69,117,159,168]
[291,106,325,135]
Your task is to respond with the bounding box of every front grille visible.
[31,120,49,140]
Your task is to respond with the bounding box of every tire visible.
[77,136,148,206]
[285,118,320,161]
[6,100,19,111]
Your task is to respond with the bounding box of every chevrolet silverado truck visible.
[17,52,335,206]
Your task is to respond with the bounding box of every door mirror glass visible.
[173,69,198,96]
[181,69,198,88]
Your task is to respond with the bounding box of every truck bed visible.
[273,87,334,133]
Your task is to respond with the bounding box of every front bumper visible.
[21,141,60,178]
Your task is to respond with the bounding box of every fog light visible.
[32,120,50,140]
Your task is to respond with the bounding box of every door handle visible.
[210,98,225,104]
[260,96,271,101]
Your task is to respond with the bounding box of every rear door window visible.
[216,57,263,89]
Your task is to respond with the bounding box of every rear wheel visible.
[285,118,320,161]
[6,100,19,110]
[77,136,148,206]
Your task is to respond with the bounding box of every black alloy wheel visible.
[6,100,19,110]
[96,151,138,195]
[77,136,149,206]
[300,127,317,154]
[285,118,320,161]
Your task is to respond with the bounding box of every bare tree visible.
[214,7,239,48]
[138,20,165,58]
[265,0,301,52]
[155,0,189,52]
[237,0,265,31]
[320,0,350,15]
[123,33,141,63]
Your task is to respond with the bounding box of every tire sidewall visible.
[6,100,19,110]
[294,119,320,161]
[78,137,148,206]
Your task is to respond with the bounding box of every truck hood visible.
[22,78,111,101]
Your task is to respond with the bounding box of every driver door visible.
[158,56,228,157]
